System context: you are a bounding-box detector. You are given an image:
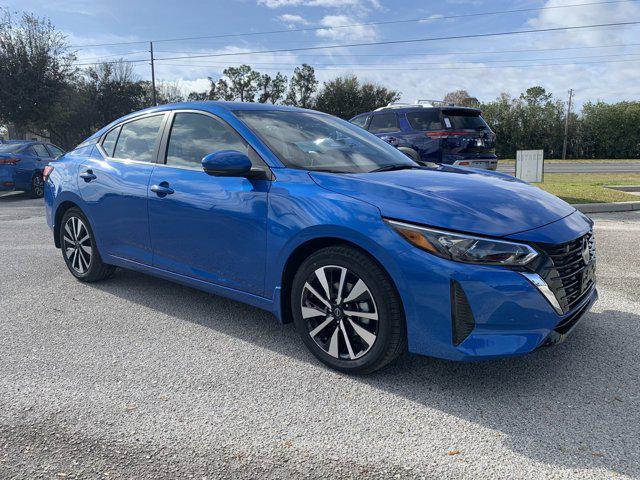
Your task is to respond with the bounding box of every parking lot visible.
[1,192,639,479]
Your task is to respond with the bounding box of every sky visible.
[4,0,640,107]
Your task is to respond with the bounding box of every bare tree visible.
[443,90,480,108]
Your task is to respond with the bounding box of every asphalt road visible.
[498,161,640,174]
[1,192,639,479]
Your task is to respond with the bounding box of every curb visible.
[573,201,640,213]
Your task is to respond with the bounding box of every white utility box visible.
[515,150,544,183]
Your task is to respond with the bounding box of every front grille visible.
[535,230,596,314]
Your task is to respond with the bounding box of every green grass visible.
[501,158,640,165]
[533,173,640,204]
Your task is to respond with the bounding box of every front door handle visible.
[79,170,96,182]
[150,182,174,197]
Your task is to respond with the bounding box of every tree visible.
[480,87,568,159]
[188,76,236,101]
[84,60,147,127]
[577,101,640,158]
[314,74,401,119]
[257,72,288,104]
[156,81,184,104]
[443,89,480,108]
[285,64,317,108]
[223,65,260,102]
[0,10,76,138]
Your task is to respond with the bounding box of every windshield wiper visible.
[369,164,418,173]
[309,168,348,174]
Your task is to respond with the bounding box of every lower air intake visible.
[451,280,475,346]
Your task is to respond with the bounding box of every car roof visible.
[3,140,39,145]
[352,105,481,119]
[84,101,315,145]
[121,101,309,117]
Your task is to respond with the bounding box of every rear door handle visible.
[79,170,96,182]
[150,182,174,197]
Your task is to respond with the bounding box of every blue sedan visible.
[0,140,65,198]
[44,102,597,373]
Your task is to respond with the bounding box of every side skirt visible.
[103,254,276,314]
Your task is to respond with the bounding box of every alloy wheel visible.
[32,175,44,197]
[63,216,92,274]
[301,265,379,360]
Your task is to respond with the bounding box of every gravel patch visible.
[1,196,638,479]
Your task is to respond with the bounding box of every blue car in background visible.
[44,102,596,373]
[0,140,65,198]
[350,104,498,170]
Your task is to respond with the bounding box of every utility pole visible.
[150,41,157,106]
[562,88,573,160]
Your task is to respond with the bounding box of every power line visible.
[68,0,640,49]
[154,57,640,71]
[156,52,640,68]
[75,50,149,62]
[71,20,640,65]
[152,42,640,58]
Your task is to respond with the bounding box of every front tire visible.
[291,246,406,374]
[59,208,115,282]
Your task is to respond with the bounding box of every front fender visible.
[264,169,416,323]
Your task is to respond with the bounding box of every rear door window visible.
[441,109,488,130]
[406,110,443,131]
[368,113,399,134]
[46,144,64,157]
[113,115,164,163]
[32,144,51,158]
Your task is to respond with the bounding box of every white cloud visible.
[178,78,212,95]
[277,14,310,25]
[418,14,444,24]
[316,15,377,41]
[526,0,640,47]
[258,0,377,9]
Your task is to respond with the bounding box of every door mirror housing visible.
[202,150,253,177]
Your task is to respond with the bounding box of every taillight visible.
[0,157,20,165]
[42,165,54,181]
[425,131,467,139]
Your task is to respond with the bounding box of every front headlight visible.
[386,219,539,266]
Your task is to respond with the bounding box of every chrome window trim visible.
[97,111,168,165]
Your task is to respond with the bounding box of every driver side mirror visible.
[202,150,254,177]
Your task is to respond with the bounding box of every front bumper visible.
[393,214,596,361]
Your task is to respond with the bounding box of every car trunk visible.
[435,108,496,159]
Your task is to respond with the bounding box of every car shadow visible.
[0,191,39,203]
[90,268,638,477]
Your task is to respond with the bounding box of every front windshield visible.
[0,143,25,153]
[235,110,417,173]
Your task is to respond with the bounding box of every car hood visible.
[309,166,575,237]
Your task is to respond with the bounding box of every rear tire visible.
[28,172,44,198]
[59,207,115,282]
[291,246,406,374]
